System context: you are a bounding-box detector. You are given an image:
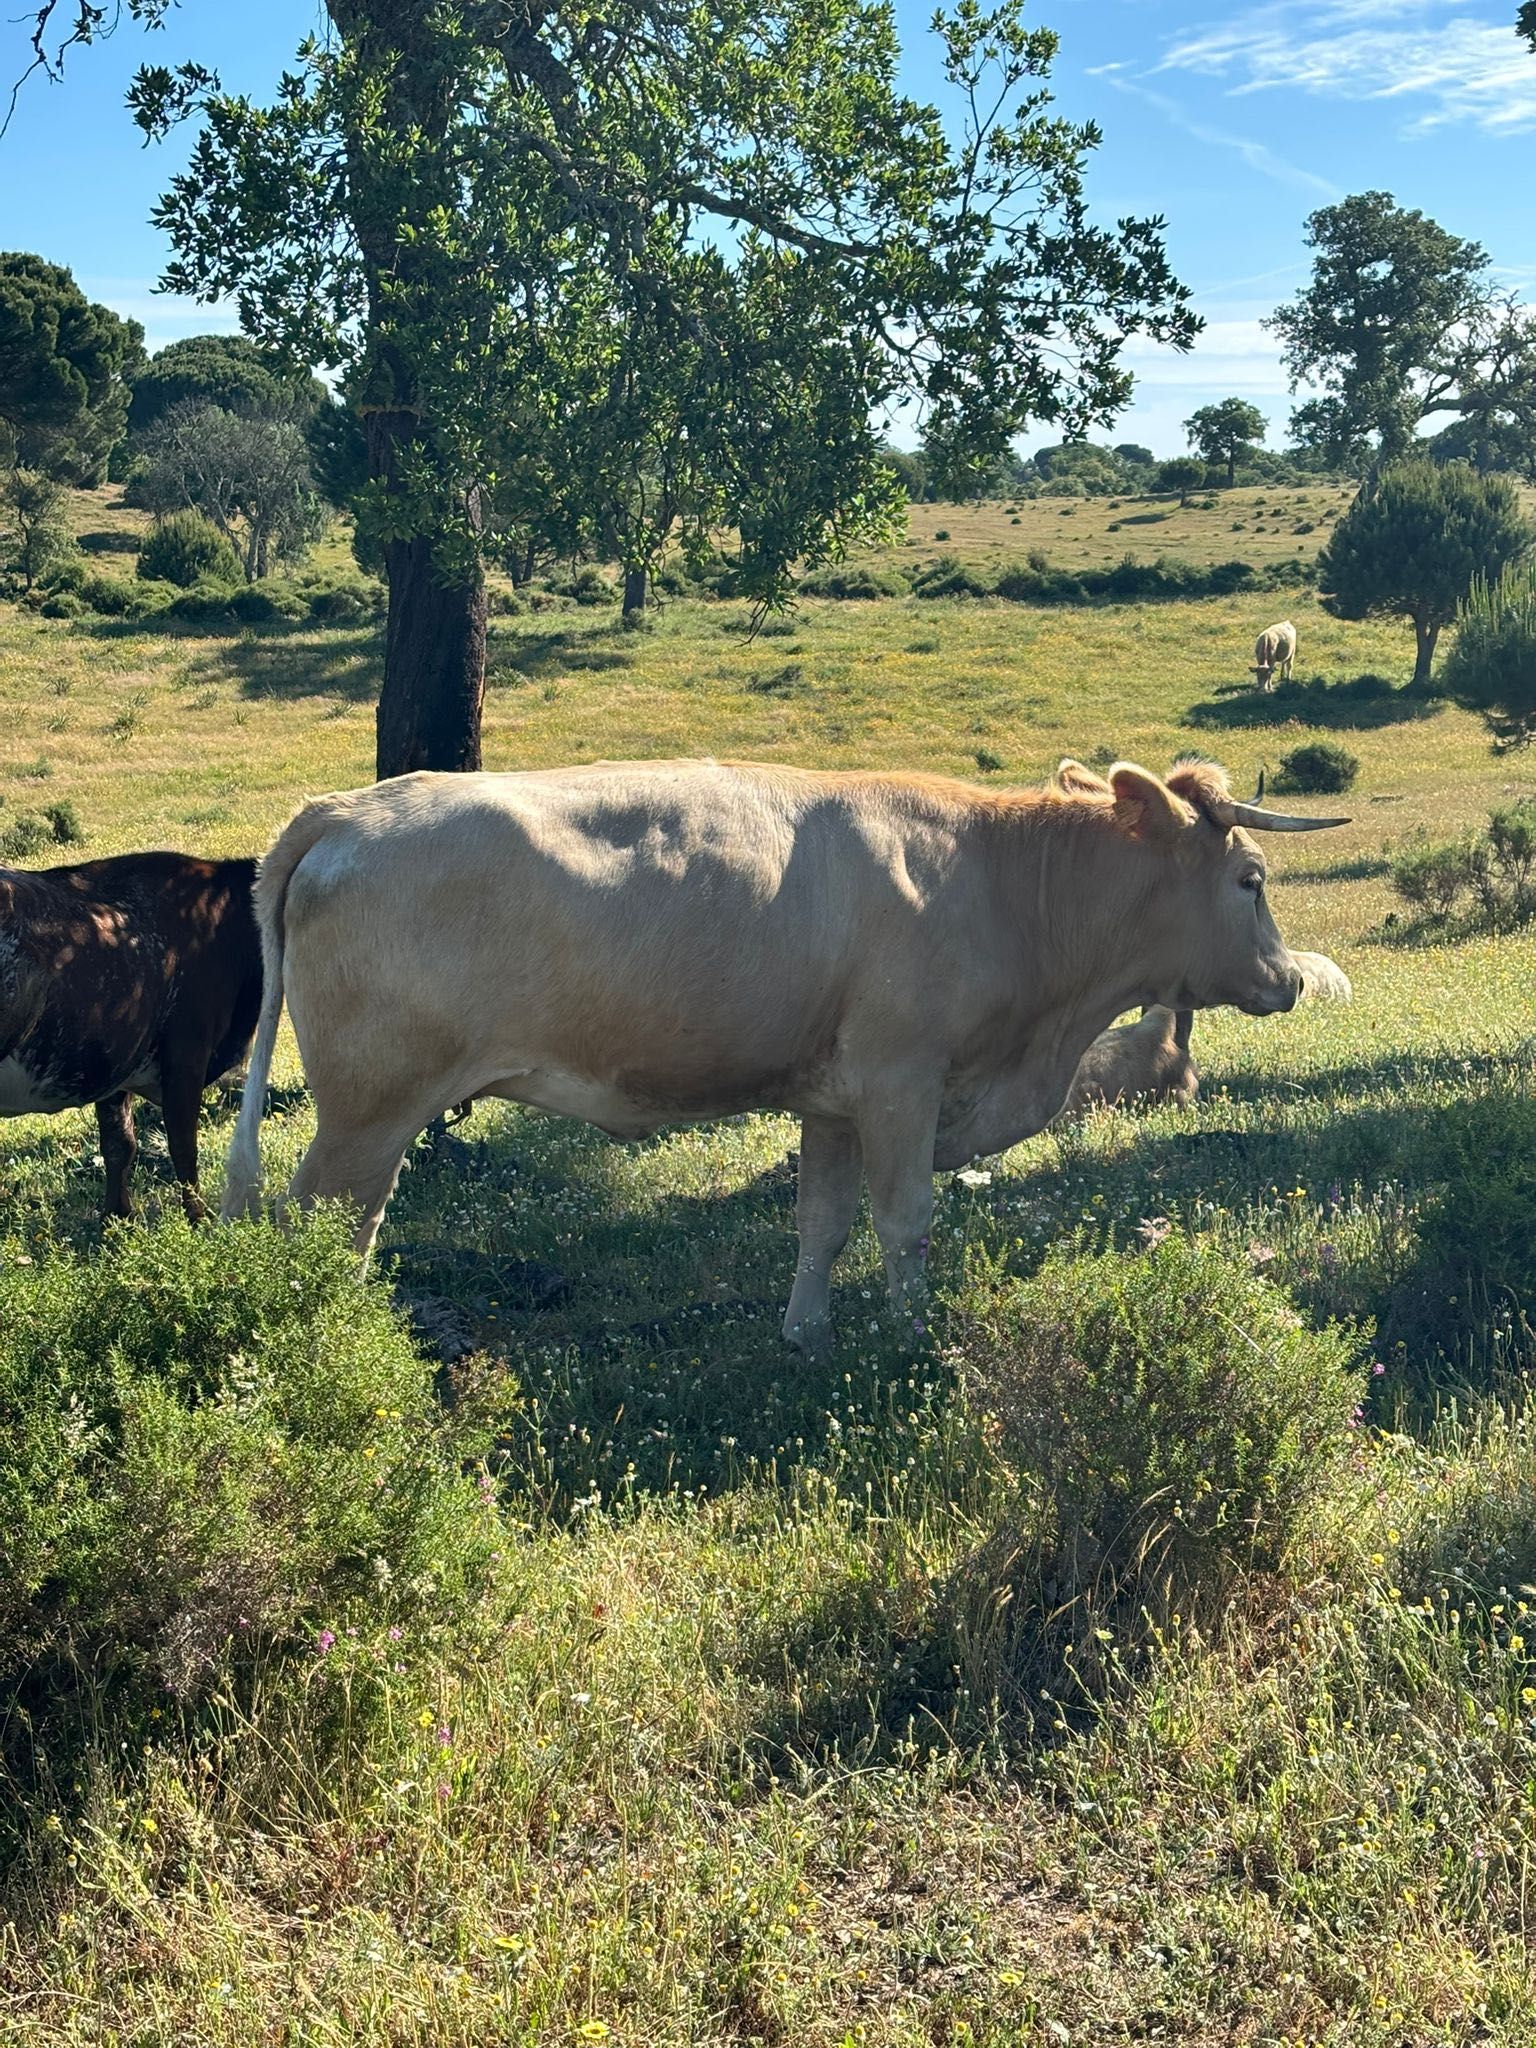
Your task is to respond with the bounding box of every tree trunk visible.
[376,530,487,778]
[1226,450,1235,488]
[622,563,648,620]
[1413,615,1440,688]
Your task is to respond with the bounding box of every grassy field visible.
[5,484,1536,2046]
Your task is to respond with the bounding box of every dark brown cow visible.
[1,853,261,1219]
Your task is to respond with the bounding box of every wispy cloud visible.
[1100,74,1342,195]
[1153,2,1536,136]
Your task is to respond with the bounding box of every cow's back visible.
[278,763,995,1123]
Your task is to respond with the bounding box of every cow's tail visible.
[220,798,338,1222]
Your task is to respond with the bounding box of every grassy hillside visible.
[5,486,1536,2045]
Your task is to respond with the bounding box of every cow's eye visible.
[1240,872,1264,895]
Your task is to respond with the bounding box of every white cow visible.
[1252,621,1297,691]
[223,756,1346,1347]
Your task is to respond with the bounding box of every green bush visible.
[1440,558,1536,748]
[0,813,49,860]
[797,563,911,599]
[137,510,241,589]
[0,1215,501,1728]
[306,580,382,623]
[912,554,994,599]
[950,1234,1359,1619]
[1389,803,1536,930]
[164,579,302,626]
[1401,1091,1536,1377]
[37,591,85,620]
[43,799,84,845]
[1273,741,1360,795]
[545,565,617,605]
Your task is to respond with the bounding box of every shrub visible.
[912,554,994,599]
[949,1234,1359,1623]
[38,591,85,620]
[306,580,382,623]
[973,748,1003,773]
[1440,557,1536,748]
[0,813,49,860]
[0,1215,501,1740]
[1272,741,1360,795]
[42,799,84,845]
[797,563,911,599]
[1388,804,1536,930]
[138,510,241,589]
[1389,836,1475,921]
[933,527,950,541]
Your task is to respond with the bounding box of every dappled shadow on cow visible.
[219,753,1347,1349]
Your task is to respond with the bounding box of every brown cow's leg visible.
[160,1060,209,1223]
[96,1092,137,1221]
[858,1095,941,1340]
[782,1115,863,1352]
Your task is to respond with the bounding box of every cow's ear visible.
[1108,763,1191,843]
[1056,757,1109,796]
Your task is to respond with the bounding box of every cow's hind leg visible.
[96,1091,137,1221]
[782,1114,862,1352]
[160,1052,210,1222]
[285,1088,445,1262]
[858,1094,941,1340]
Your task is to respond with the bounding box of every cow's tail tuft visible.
[220,798,337,1221]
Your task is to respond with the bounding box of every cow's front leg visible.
[782,1114,863,1353]
[858,1093,941,1340]
[96,1091,137,1221]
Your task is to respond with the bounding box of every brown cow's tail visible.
[220,798,340,1222]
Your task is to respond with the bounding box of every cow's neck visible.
[934,810,1175,1166]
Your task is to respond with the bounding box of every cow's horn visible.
[1249,767,1266,803]
[1222,799,1350,833]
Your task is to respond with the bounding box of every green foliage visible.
[1440,557,1536,747]
[1,467,78,592]
[1184,398,1267,486]
[127,332,324,437]
[1318,460,1533,684]
[137,508,241,588]
[1272,740,1360,795]
[1408,1091,1536,1370]
[1155,456,1206,503]
[0,1214,500,1728]
[797,562,912,599]
[0,812,48,859]
[950,1234,1360,1620]
[128,0,1195,625]
[135,403,325,580]
[1270,192,1532,467]
[0,251,143,484]
[1389,801,1536,931]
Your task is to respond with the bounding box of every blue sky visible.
[1,0,1533,457]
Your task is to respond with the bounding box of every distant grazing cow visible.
[1,853,261,1219]
[1252,621,1297,691]
[1061,948,1353,1119]
[224,754,1347,1348]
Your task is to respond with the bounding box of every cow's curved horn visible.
[1221,799,1350,832]
[1250,767,1266,803]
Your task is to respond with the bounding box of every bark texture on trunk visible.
[622,563,648,619]
[376,530,487,778]
[1413,615,1441,688]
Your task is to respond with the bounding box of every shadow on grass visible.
[487,622,637,682]
[1274,853,1390,885]
[1185,675,1442,733]
[77,529,140,555]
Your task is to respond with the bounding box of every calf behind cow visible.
[1062,949,1353,1117]
[223,755,1346,1346]
[1,853,261,1218]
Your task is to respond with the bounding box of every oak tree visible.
[11,0,1197,776]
